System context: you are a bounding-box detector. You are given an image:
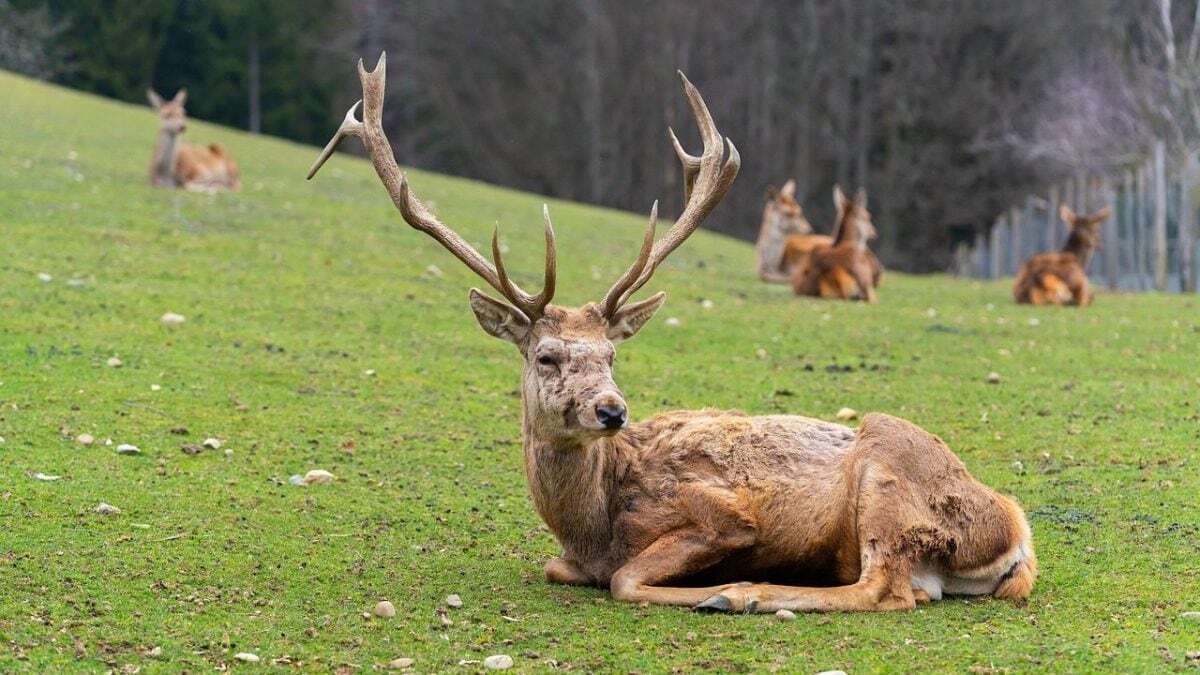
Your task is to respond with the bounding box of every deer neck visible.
[1061,231,1095,268]
[151,129,180,186]
[521,405,617,564]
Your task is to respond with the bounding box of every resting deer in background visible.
[756,179,821,282]
[147,89,241,191]
[1013,204,1110,306]
[790,186,883,302]
[308,53,1036,613]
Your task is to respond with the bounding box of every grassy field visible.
[1,69,1199,673]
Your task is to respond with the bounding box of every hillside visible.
[1,70,1198,672]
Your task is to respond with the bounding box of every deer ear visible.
[780,179,796,198]
[469,289,530,345]
[606,292,666,343]
[1088,206,1111,224]
[147,89,164,109]
[172,88,188,106]
[1059,204,1076,225]
[833,185,849,218]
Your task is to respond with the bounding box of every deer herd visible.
[138,52,1134,615]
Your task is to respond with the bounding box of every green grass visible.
[1,69,1199,674]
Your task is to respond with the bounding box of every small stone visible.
[364,369,377,377]
[755,348,768,359]
[373,600,396,618]
[700,299,714,309]
[94,502,121,515]
[925,307,938,317]
[150,384,162,391]
[1188,651,1200,661]
[106,357,123,368]
[1011,460,1025,474]
[388,658,415,669]
[1027,317,1040,326]
[224,448,233,457]
[664,317,681,327]
[202,438,221,449]
[302,469,335,485]
[233,652,260,663]
[67,278,86,287]
[775,609,796,621]
[986,372,1002,384]
[148,646,163,658]
[180,443,203,455]
[1181,611,1200,620]
[76,433,95,446]
[37,272,53,282]
[288,475,305,486]
[425,264,443,278]
[835,407,858,421]
[483,655,514,670]
[445,594,463,608]
[116,444,141,455]
[816,671,847,675]
[34,472,61,481]
[160,312,186,326]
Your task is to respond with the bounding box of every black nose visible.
[596,404,627,430]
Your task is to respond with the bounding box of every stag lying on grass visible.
[756,179,820,282]
[1013,204,1110,306]
[308,54,1036,613]
[789,186,883,302]
[147,89,240,192]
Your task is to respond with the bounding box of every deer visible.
[789,186,883,302]
[1013,204,1110,306]
[756,179,821,282]
[147,88,241,192]
[307,53,1036,614]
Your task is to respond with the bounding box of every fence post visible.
[1121,169,1134,289]
[1182,153,1197,292]
[990,215,1004,279]
[1100,175,1118,290]
[1153,140,1169,291]
[974,230,987,278]
[1009,205,1022,274]
[1047,184,1061,249]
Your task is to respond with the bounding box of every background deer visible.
[789,186,883,302]
[1013,204,1110,306]
[147,89,241,191]
[755,179,819,282]
[309,54,1036,613]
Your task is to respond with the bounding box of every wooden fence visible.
[955,142,1199,293]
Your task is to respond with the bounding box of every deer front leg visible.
[545,557,591,586]
[609,482,757,607]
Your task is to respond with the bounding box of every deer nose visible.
[595,403,627,430]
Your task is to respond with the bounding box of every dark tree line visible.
[3,0,1195,270]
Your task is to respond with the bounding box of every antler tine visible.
[308,52,554,320]
[491,204,557,317]
[600,71,740,318]
[306,101,364,180]
[600,202,658,317]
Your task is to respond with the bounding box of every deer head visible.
[147,89,188,136]
[832,185,877,248]
[765,179,812,234]
[1059,204,1109,247]
[308,54,738,444]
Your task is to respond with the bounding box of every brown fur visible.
[147,89,241,192]
[756,179,815,282]
[790,186,883,302]
[1013,204,1109,306]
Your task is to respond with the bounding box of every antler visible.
[307,53,556,321]
[600,71,740,318]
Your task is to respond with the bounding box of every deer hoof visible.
[694,594,734,612]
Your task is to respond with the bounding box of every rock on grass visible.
[373,600,396,618]
[233,652,260,663]
[116,444,141,455]
[835,407,858,421]
[445,594,463,608]
[94,502,121,515]
[388,658,414,669]
[301,469,335,485]
[483,655,513,670]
